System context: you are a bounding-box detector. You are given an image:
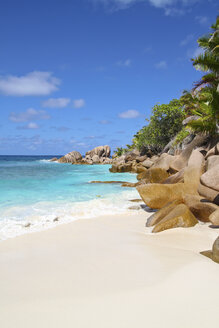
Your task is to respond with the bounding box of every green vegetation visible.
[114,17,219,157]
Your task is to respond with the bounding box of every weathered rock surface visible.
[209,209,219,225]
[146,199,182,227]
[58,151,82,164]
[137,168,169,184]
[86,145,111,159]
[152,204,198,233]
[198,183,219,205]
[170,134,207,172]
[49,157,58,162]
[200,164,219,192]
[141,159,154,169]
[137,183,185,209]
[206,142,219,159]
[162,169,185,184]
[124,150,140,162]
[201,236,219,264]
[206,155,219,171]
[109,163,132,173]
[135,155,147,163]
[152,153,175,171]
[184,149,205,194]
[183,194,218,222]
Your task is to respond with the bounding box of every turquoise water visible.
[0,156,138,239]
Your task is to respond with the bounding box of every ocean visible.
[0,155,139,240]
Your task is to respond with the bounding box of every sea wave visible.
[0,189,141,240]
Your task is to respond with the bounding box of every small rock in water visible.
[24,222,31,228]
[129,199,143,203]
[53,217,59,222]
[128,205,141,210]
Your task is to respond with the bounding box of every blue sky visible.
[0,0,218,155]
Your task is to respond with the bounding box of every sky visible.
[0,0,218,155]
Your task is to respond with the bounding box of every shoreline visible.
[0,212,219,327]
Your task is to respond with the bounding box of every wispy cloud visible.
[73,99,86,108]
[17,122,40,130]
[91,0,201,15]
[9,108,50,122]
[51,126,71,132]
[119,109,140,119]
[187,47,203,59]
[116,59,131,67]
[0,71,60,96]
[99,120,112,124]
[195,15,209,25]
[180,34,194,47]
[42,97,71,108]
[155,60,167,69]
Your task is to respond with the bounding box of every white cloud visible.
[195,16,209,25]
[117,59,131,67]
[42,97,71,108]
[187,47,203,59]
[180,34,194,46]
[119,109,140,119]
[0,71,60,96]
[17,122,40,130]
[155,60,167,69]
[99,120,112,124]
[91,0,201,15]
[73,99,85,108]
[9,108,50,122]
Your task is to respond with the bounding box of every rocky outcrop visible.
[137,183,185,209]
[86,145,111,159]
[152,204,198,233]
[200,164,219,192]
[57,145,112,165]
[137,168,169,184]
[58,151,82,164]
[146,200,182,227]
[170,134,207,172]
[209,209,219,225]
[183,194,218,222]
[201,236,219,264]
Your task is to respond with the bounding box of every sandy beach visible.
[0,210,219,328]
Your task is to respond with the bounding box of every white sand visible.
[0,210,219,328]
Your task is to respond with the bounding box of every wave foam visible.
[0,189,141,240]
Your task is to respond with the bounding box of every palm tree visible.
[188,17,219,135]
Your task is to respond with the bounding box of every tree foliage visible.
[132,99,184,151]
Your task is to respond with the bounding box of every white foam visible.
[0,189,141,240]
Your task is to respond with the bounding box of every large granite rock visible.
[86,145,111,159]
[152,204,198,233]
[184,149,205,195]
[137,183,185,209]
[146,199,182,227]
[209,209,219,225]
[58,151,82,163]
[198,183,219,205]
[206,155,219,171]
[124,149,140,162]
[162,169,185,184]
[201,236,219,264]
[152,153,175,171]
[137,168,169,183]
[141,159,154,169]
[170,134,207,172]
[109,163,132,173]
[206,142,219,159]
[200,164,219,192]
[183,194,218,222]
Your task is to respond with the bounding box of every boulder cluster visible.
[50,145,112,165]
[110,136,219,262]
